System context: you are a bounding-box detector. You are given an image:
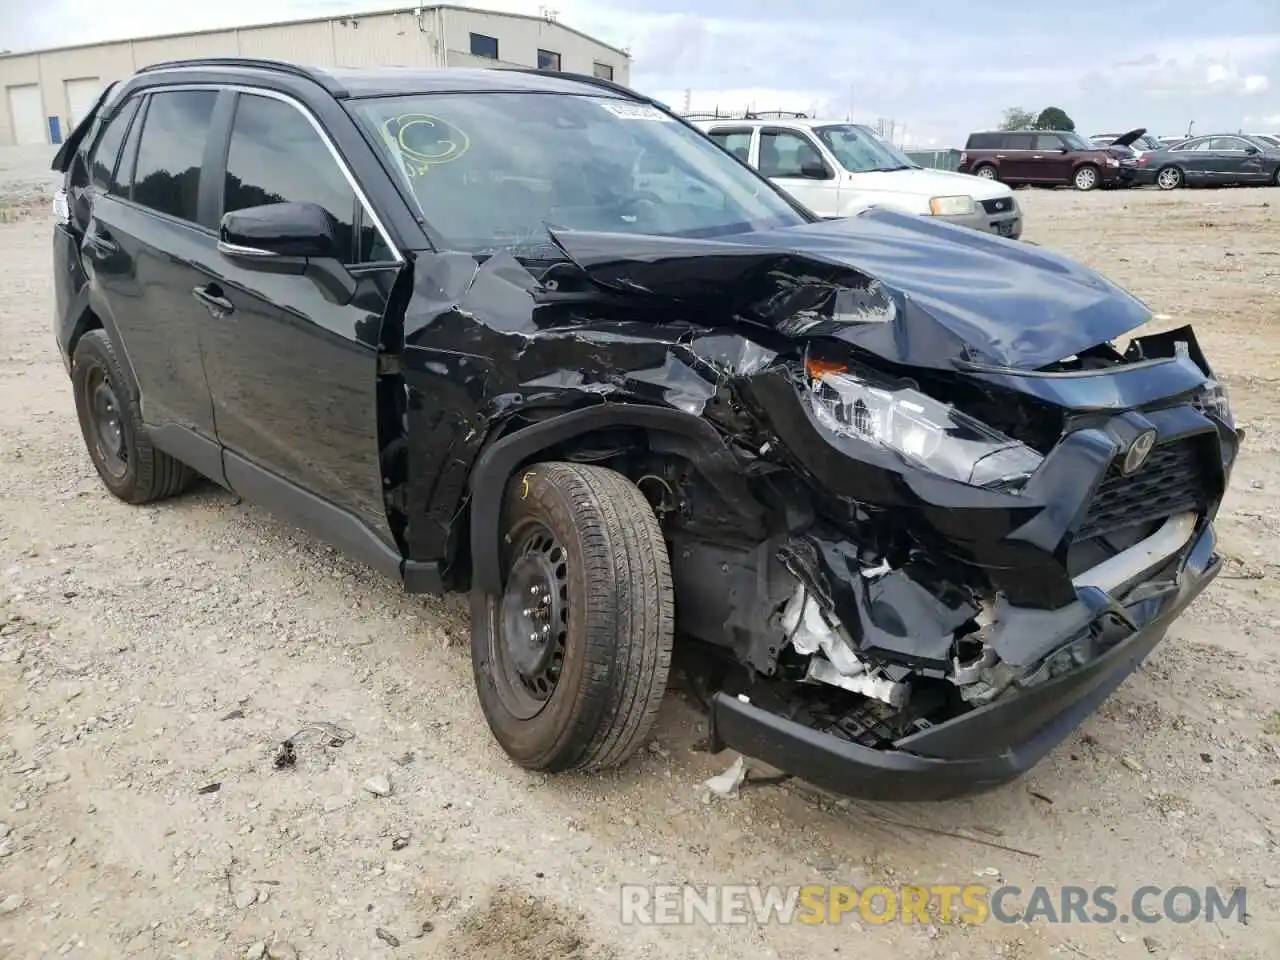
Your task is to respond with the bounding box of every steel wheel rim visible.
[1158,169,1179,189]
[85,366,128,479]
[493,521,570,719]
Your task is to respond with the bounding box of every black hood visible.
[1111,127,1147,148]
[550,208,1153,372]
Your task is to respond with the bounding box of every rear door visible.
[704,125,756,166]
[77,87,225,480]
[1167,138,1214,183]
[193,89,402,543]
[757,126,838,215]
[1000,133,1038,181]
[1032,133,1072,182]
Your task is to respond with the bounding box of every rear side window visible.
[707,127,753,163]
[966,133,1000,149]
[132,90,218,223]
[89,97,140,193]
[222,92,389,263]
[1004,133,1034,150]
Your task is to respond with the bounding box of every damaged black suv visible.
[52,59,1239,801]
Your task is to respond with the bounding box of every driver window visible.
[1034,134,1064,150]
[759,129,829,179]
[1208,137,1244,151]
[223,93,393,263]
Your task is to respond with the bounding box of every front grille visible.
[1076,438,1210,540]
[980,197,1016,215]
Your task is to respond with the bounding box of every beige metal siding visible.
[333,13,437,67]
[239,23,335,66]
[6,84,44,144]
[0,6,632,145]
[132,31,240,68]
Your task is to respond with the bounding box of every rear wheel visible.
[1073,165,1099,191]
[973,164,997,181]
[71,330,196,504]
[1272,166,1280,187]
[1156,166,1184,191]
[470,462,674,773]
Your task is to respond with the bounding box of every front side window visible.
[349,93,807,253]
[816,124,914,173]
[470,33,499,59]
[1208,137,1245,151]
[89,97,140,192]
[223,93,390,263]
[537,49,561,71]
[1058,132,1094,150]
[1034,133,1064,150]
[758,129,829,179]
[132,90,218,223]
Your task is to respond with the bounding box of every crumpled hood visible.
[551,207,1153,371]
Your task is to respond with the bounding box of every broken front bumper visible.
[707,522,1221,802]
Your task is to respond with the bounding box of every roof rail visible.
[134,57,345,95]
[680,109,811,121]
[494,66,650,103]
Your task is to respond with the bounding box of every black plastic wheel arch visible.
[468,404,765,596]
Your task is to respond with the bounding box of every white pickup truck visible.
[690,117,1023,239]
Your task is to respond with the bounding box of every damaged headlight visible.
[807,363,1044,490]
[1192,377,1233,426]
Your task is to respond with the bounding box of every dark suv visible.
[959,129,1140,190]
[52,59,1237,802]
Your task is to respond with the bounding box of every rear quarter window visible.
[89,98,141,192]
[966,133,1000,149]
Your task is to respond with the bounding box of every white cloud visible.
[1242,74,1271,94]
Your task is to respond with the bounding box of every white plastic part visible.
[1072,512,1197,593]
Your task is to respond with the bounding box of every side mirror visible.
[218,201,356,305]
[799,161,829,180]
[1244,145,1259,155]
[1059,146,1070,153]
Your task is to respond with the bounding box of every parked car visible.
[1089,129,1165,156]
[1246,133,1280,149]
[52,58,1238,802]
[693,117,1022,238]
[958,129,1141,190]
[1134,134,1280,189]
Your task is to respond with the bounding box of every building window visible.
[469,33,499,59]
[592,61,614,81]
[537,49,561,71]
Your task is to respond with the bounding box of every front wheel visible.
[1073,165,1099,191]
[470,462,674,773]
[1156,166,1184,191]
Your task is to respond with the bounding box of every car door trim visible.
[134,81,402,264]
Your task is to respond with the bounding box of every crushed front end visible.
[681,329,1239,801]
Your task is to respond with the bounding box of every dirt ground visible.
[1,146,1278,959]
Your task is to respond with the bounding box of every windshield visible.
[347,93,808,253]
[1248,134,1279,149]
[813,124,916,173]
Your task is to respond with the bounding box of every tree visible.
[999,107,1036,131]
[1034,106,1075,131]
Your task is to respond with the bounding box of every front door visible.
[1032,133,1073,183]
[758,127,839,215]
[193,90,403,543]
[80,88,223,476]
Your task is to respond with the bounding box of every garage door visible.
[6,84,44,145]
[65,77,104,129]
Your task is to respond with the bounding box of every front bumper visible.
[935,203,1022,239]
[708,522,1221,801]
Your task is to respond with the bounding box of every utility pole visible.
[682,88,691,113]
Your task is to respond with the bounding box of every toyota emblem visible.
[1123,430,1157,474]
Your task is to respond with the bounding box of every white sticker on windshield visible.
[599,101,674,122]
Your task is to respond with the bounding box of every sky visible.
[3,0,1279,146]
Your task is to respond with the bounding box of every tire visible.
[973,164,997,181]
[1073,165,1099,191]
[1156,166,1183,191]
[470,461,675,774]
[71,330,196,504]
[1272,166,1280,187]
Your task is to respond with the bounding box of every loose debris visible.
[702,756,748,798]
[197,782,222,795]
[364,773,393,797]
[375,927,402,947]
[274,720,354,770]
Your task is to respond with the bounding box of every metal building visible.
[0,4,632,146]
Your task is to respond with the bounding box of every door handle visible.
[83,230,118,259]
[995,154,1007,159]
[192,284,235,319]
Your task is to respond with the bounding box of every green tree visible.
[1034,106,1075,131]
[999,107,1036,131]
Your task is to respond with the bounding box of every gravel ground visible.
[1,145,1278,959]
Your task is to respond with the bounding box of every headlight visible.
[1192,378,1233,425]
[1105,157,1120,167]
[806,364,1044,490]
[928,195,976,216]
